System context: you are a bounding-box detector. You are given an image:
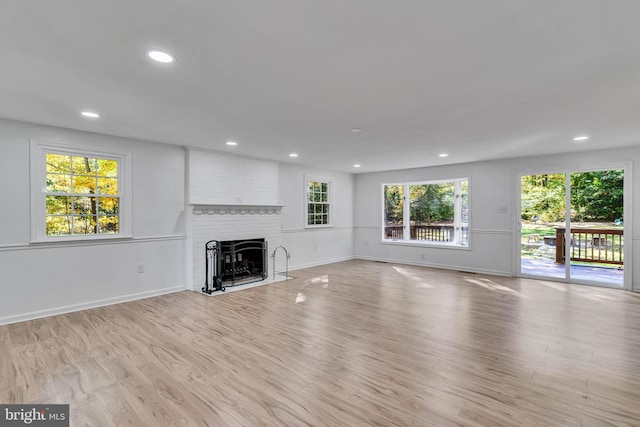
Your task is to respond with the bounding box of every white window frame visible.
[382,177,469,248]
[30,140,132,242]
[304,175,333,228]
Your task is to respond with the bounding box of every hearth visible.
[202,238,268,293]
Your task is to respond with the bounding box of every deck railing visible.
[555,227,623,265]
[385,225,405,240]
[384,225,469,243]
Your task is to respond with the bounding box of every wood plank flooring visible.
[1,259,640,426]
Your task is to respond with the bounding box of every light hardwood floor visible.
[1,260,640,426]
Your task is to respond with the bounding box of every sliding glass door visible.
[520,173,566,280]
[519,168,625,287]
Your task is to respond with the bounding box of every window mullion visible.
[403,183,410,241]
[453,180,461,244]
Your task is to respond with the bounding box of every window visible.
[383,178,469,246]
[30,141,131,241]
[306,177,332,227]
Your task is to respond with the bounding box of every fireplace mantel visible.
[192,204,284,216]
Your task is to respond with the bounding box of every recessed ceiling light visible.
[81,111,99,118]
[289,153,298,158]
[226,141,237,146]
[353,164,361,168]
[439,153,449,157]
[147,50,175,64]
[573,135,589,141]
[351,128,363,133]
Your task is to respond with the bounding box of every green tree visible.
[521,171,623,223]
[384,185,403,225]
[521,174,566,222]
[570,170,623,222]
[409,183,454,224]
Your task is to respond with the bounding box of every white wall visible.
[278,163,355,270]
[354,146,639,292]
[188,149,279,205]
[0,119,186,325]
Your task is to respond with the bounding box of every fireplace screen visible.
[202,238,268,293]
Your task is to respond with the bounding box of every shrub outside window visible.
[383,178,468,246]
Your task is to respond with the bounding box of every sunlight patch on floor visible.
[296,275,330,303]
[392,266,435,288]
[305,275,329,286]
[465,277,528,299]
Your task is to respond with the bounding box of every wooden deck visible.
[1,260,640,426]
[521,258,624,286]
[555,227,623,265]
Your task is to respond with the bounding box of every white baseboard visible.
[195,275,290,296]
[355,255,512,277]
[288,255,356,272]
[0,285,187,326]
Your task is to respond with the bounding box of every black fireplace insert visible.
[202,238,268,293]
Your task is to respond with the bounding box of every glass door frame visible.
[515,161,632,291]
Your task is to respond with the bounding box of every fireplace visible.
[202,238,268,293]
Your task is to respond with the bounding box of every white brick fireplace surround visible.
[189,204,283,292]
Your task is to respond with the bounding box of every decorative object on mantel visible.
[202,238,268,294]
[271,246,291,281]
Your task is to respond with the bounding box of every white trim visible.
[304,175,333,228]
[354,225,380,230]
[0,235,186,252]
[191,204,283,215]
[0,285,186,326]
[380,240,471,251]
[623,161,633,292]
[355,225,510,235]
[30,139,133,242]
[355,255,512,277]
[288,255,356,271]
[381,177,470,247]
[472,229,512,235]
[281,226,353,233]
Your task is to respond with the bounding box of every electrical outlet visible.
[137,263,144,273]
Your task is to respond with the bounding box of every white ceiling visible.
[2,1,640,173]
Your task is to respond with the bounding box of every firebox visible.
[202,238,268,293]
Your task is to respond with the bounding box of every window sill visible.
[30,234,133,245]
[304,224,335,230]
[381,239,470,251]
